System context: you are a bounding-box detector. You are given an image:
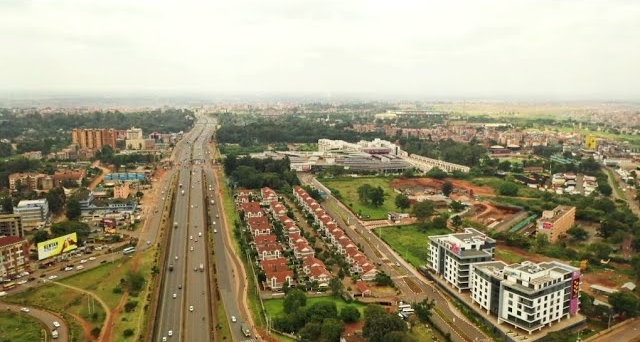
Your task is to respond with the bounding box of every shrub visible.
[123,329,134,337]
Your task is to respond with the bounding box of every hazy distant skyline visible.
[2,1,639,100]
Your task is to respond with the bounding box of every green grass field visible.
[374,225,450,267]
[320,177,397,220]
[495,249,526,264]
[6,284,104,342]
[0,311,45,342]
[264,296,367,320]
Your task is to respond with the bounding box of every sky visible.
[1,0,639,100]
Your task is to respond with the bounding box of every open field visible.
[374,225,450,267]
[264,296,367,320]
[390,177,495,197]
[471,177,541,198]
[0,311,44,342]
[6,283,105,342]
[320,177,397,220]
[409,321,442,342]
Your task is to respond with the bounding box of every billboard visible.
[37,233,78,260]
[542,221,553,230]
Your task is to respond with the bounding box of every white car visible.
[213,229,217,234]
[20,307,30,313]
[162,337,167,342]
[198,232,202,237]
[175,256,178,260]
[168,330,173,337]
[189,306,194,312]
[76,265,84,270]
[172,293,177,299]
[231,316,237,323]
[89,257,96,261]
[80,259,87,264]
[53,321,61,328]
[48,275,58,280]
[64,267,74,271]
[17,280,27,285]
[190,247,194,251]
[190,235,193,240]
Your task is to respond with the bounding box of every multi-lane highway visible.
[156,121,213,342]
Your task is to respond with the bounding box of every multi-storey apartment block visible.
[536,206,576,243]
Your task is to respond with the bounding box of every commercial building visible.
[0,236,30,280]
[8,172,50,192]
[113,185,130,199]
[471,260,581,334]
[0,214,24,238]
[428,228,496,292]
[71,128,117,152]
[536,206,576,243]
[13,199,49,229]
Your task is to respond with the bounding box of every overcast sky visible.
[1,0,639,100]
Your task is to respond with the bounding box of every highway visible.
[156,122,211,342]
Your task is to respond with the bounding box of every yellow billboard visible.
[37,233,78,260]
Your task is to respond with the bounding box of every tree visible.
[374,271,393,287]
[298,322,322,341]
[1,196,12,213]
[442,181,453,197]
[567,226,589,241]
[283,289,307,313]
[497,182,519,196]
[45,187,66,214]
[50,221,91,242]
[412,201,435,223]
[329,276,344,298]
[597,183,613,197]
[320,318,345,342]
[425,167,447,179]
[414,299,435,322]
[370,186,385,207]
[123,269,146,292]
[451,215,463,229]
[363,304,407,342]
[66,198,82,220]
[135,191,144,199]
[609,292,640,317]
[340,305,361,323]
[630,255,640,279]
[589,242,613,260]
[394,194,410,212]
[357,184,385,208]
[33,230,50,244]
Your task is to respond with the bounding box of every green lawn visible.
[374,225,450,267]
[320,177,397,220]
[0,311,45,341]
[6,284,105,342]
[495,249,526,264]
[264,296,367,320]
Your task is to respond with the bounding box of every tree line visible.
[223,154,300,192]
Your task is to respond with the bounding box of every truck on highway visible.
[240,322,251,337]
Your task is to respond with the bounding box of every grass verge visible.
[0,311,45,341]
[373,225,449,267]
[264,296,367,319]
[319,177,397,220]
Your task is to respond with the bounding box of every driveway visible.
[2,302,69,342]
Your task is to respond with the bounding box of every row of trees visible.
[357,184,385,207]
[223,155,300,192]
[399,136,487,167]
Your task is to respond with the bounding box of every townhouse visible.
[261,257,293,291]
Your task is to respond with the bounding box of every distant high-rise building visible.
[71,128,117,152]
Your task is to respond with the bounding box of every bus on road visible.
[2,282,16,291]
[122,247,136,255]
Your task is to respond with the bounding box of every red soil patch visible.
[390,177,495,196]
[344,321,365,335]
[470,202,522,224]
[69,312,97,341]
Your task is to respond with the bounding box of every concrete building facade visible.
[13,199,49,229]
[0,236,30,280]
[0,214,24,238]
[471,260,581,335]
[536,206,576,243]
[71,128,117,152]
[428,228,496,292]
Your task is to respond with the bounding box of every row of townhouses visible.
[428,228,581,335]
[293,186,378,282]
[237,187,332,291]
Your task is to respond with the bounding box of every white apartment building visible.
[471,260,581,334]
[428,228,496,292]
[13,199,49,229]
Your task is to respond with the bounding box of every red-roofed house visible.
[254,234,278,246]
[261,187,279,204]
[293,241,315,259]
[261,257,289,273]
[360,264,378,282]
[355,281,372,297]
[270,202,287,216]
[287,233,305,248]
[249,223,272,237]
[302,257,326,274]
[241,201,263,218]
[337,238,356,255]
[256,243,283,260]
[308,265,331,285]
[264,270,293,291]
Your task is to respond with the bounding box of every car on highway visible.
[53,321,61,328]
[189,306,194,312]
[89,257,96,261]
[17,280,27,285]
[48,275,58,280]
[216,214,219,218]
[190,247,194,251]
[172,293,177,299]
[213,229,217,233]
[162,337,167,342]
[178,284,182,289]
[80,259,87,264]
[76,265,84,270]
[168,330,173,337]
[20,307,30,313]
[198,232,202,237]
[190,235,193,240]
[231,316,237,323]
[175,255,178,260]
[64,266,74,271]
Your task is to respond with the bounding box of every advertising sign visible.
[37,233,78,260]
[542,221,553,230]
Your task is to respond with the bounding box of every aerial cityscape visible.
[1,1,640,342]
